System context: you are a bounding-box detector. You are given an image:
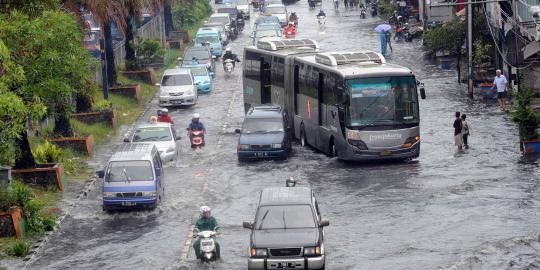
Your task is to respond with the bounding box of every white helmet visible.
[193,113,200,119]
[200,205,211,214]
[225,47,232,53]
[160,108,168,114]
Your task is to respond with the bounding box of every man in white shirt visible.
[492,69,508,111]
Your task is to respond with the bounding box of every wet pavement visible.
[23,1,540,269]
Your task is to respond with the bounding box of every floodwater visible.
[17,1,540,269]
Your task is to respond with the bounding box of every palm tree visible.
[155,0,175,38]
[123,0,152,71]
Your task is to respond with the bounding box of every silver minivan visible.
[157,68,198,106]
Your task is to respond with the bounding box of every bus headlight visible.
[346,128,361,140]
[348,139,368,150]
[403,136,420,148]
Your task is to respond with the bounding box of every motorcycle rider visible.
[157,108,174,124]
[187,113,206,133]
[222,47,240,68]
[236,12,245,31]
[317,9,326,18]
[288,12,299,26]
[193,206,220,259]
[283,21,297,37]
[191,57,199,65]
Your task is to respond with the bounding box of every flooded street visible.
[25,0,540,269]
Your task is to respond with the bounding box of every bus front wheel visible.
[329,140,337,157]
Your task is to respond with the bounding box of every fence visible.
[90,14,164,84]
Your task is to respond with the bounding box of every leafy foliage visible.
[0,10,93,136]
[172,0,212,29]
[92,99,113,112]
[378,0,397,18]
[473,40,492,66]
[512,83,539,140]
[9,240,30,257]
[34,141,63,164]
[0,188,17,213]
[423,19,465,55]
[135,38,165,65]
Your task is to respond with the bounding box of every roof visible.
[266,3,286,8]
[296,53,413,78]
[110,143,157,162]
[210,13,230,18]
[196,27,220,34]
[259,187,313,205]
[163,68,191,76]
[247,105,283,118]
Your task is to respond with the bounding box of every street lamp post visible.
[100,38,109,100]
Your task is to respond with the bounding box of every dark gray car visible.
[243,187,329,270]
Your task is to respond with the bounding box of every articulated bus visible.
[242,39,426,161]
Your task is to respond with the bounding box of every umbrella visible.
[374,24,392,32]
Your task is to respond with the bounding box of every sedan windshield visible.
[243,118,284,134]
[196,35,219,44]
[189,67,208,76]
[255,205,315,230]
[256,29,279,38]
[106,161,154,182]
[208,16,229,25]
[132,127,172,142]
[236,0,248,4]
[346,76,418,126]
[185,49,210,60]
[162,74,192,86]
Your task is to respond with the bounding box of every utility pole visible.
[467,1,474,98]
[100,38,109,100]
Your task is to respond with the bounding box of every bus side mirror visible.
[419,83,426,99]
[155,167,161,177]
[96,170,105,178]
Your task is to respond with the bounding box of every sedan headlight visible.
[403,136,420,148]
[272,143,282,149]
[238,144,250,150]
[141,191,157,197]
[303,246,321,256]
[103,192,116,198]
[250,248,268,258]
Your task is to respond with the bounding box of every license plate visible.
[171,100,184,104]
[122,201,136,206]
[380,150,392,156]
[255,152,268,157]
[201,241,213,247]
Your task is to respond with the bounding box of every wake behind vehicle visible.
[157,68,198,106]
[235,106,292,161]
[98,143,164,212]
[243,186,329,270]
[242,39,426,161]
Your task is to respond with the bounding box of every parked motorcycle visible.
[237,18,245,32]
[194,227,220,262]
[190,130,205,148]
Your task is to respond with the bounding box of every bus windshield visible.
[196,35,219,44]
[346,76,418,126]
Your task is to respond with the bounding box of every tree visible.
[0,11,91,167]
[3,0,59,18]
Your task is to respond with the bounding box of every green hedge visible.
[172,0,212,29]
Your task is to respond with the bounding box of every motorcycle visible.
[237,18,244,32]
[284,27,296,38]
[223,59,235,74]
[308,0,316,8]
[228,26,238,40]
[360,8,366,19]
[317,15,325,26]
[190,130,205,148]
[194,227,220,263]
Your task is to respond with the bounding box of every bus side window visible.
[294,65,300,115]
